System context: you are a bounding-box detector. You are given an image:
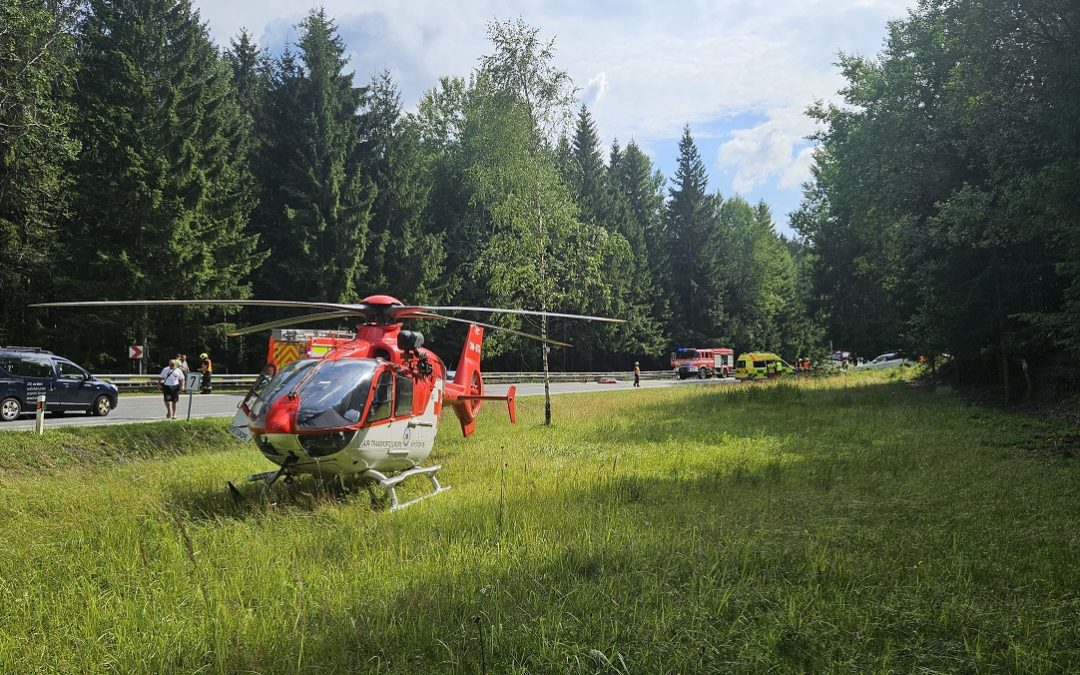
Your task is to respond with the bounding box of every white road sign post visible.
[35,395,46,434]
[185,372,202,421]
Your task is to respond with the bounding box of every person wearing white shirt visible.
[159,359,186,419]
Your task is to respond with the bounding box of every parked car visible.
[0,346,119,421]
[855,352,913,371]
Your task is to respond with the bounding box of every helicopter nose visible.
[265,394,299,434]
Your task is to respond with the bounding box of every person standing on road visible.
[633,361,641,387]
[160,359,186,418]
[199,352,213,393]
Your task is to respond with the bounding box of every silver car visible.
[856,352,913,370]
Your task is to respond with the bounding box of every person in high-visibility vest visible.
[199,352,213,393]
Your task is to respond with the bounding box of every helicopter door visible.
[394,371,424,446]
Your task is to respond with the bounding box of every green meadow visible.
[1,373,1078,673]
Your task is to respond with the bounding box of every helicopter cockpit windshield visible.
[248,358,379,430]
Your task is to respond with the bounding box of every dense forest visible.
[793,0,1080,399]
[1,0,1077,399]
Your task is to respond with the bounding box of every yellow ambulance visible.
[735,352,794,380]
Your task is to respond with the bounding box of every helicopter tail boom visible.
[444,325,516,436]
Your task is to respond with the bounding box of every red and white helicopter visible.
[33,295,621,509]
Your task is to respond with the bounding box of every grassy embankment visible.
[1,372,1078,673]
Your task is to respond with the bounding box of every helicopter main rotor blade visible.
[400,305,624,323]
[412,312,573,348]
[225,311,358,337]
[30,299,367,313]
[31,298,622,326]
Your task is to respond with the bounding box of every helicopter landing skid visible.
[227,455,298,502]
[363,465,451,512]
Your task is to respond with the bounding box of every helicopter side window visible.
[367,371,393,423]
[395,373,414,416]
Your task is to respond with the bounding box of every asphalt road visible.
[1,376,735,432]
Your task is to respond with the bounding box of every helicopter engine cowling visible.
[397,330,424,351]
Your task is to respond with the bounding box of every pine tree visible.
[553,134,573,185]
[616,141,671,330]
[564,109,665,365]
[568,106,606,223]
[225,30,270,113]
[415,75,470,310]
[666,126,723,344]
[361,71,444,303]
[0,0,78,346]
[67,0,263,369]
[225,29,270,180]
[252,9,375,303]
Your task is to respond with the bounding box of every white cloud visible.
[581,72,608,111]
[780,145,817,190]
[193,0,918,216]
[196,1,913,138]
[716,108,817,192]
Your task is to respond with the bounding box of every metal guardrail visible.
[483,371,678,383]
[97,374,257,391]
[97,370,683,391]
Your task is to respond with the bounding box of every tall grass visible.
[1,372,1077,673]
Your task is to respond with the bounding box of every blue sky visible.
[194,0,917,234]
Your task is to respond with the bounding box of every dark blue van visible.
[0,347,119,421]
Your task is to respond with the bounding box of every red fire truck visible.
[670,346,735,379]
[267,328,356,369]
